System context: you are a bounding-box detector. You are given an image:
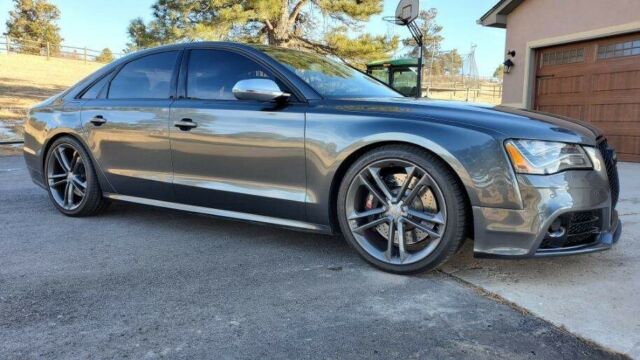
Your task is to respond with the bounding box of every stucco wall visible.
[502,0,640,107]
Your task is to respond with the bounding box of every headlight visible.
[505,139,592,175]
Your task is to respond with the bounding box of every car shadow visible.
[99,200,351,256]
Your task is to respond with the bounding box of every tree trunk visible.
[267,0,294,47]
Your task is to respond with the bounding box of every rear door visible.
[81,50,182,201]
[169,48,307,220]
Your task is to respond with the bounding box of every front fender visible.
[304,111,523,227]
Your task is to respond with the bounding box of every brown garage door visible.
[535,32,640,162]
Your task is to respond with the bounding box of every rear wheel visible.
[337,145,467,274]
[44,136,109,216]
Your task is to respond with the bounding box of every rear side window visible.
[186,49,278,100]
[108,51,179,99]
[81,74,111,99]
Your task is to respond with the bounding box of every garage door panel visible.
[589,123,640,136]
[537,66,592,77]
[590,103,640,123]
[538,105,584,120]
[537,75,584,95]
[536,94,587,106]
[592,69,640,92]
[535,93,589,105]
[535,32,640,162]
[606,135,640,160]
[617,153,640,162]
[586,90,640,105]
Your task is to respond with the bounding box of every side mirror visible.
[232,79,290,102]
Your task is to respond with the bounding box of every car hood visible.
[326,98,601,146]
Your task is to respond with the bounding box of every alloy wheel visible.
[46,144,88,211]
[344,159,447,265]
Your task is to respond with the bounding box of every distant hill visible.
[0,53,104,142]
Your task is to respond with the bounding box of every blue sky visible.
[0,0,505,76]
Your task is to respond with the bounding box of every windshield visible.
[259,47,403,99]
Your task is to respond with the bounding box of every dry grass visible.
[427,83,503,105]
[0,53,104,139]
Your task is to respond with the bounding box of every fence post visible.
[5,35,9,54]
[83,47,87,63]
[46,42,50,60]
[466,88,470,102]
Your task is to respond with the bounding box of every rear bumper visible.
[24,148,46,189]
[472,168,621,259]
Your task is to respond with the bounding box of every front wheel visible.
[337,145,468,274]
[44,136,109,216]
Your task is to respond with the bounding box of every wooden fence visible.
[0,36,123,63]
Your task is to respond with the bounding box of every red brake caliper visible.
[365,194,375,210]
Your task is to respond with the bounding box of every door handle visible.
[174,118,197,131]
[90,115,107,126]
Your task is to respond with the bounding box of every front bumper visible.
[472,168,621,258]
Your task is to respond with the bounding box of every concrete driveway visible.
[0,154,630,359]
[443,162,640,358]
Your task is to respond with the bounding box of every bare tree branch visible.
[288,0,308,27]
[292,34,333,54]
[265,19,274,31]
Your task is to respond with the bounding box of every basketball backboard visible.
[395,0,419,24]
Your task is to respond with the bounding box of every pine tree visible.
[437,49,463,76]
[126,0,398,67]
[402,8,443,61]
[5,0,62,55]
[493,64,504,79]
[95,48,114,63]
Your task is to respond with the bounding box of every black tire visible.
[44,136,109,217]
[337,144,468,274]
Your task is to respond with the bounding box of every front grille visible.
[540,210,601,249]
[596,137,620,209]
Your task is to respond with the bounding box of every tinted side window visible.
[109,51,179,99]
[186,50,277,100]
[81,74,111,99]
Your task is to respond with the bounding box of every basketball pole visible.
[417,31,424,98]
[385,0,423,98]
[406,20,424,98]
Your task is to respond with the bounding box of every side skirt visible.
[103,193,332,234]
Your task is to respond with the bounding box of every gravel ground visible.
[0,155,626,359]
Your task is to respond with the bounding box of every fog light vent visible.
[539,210,601,249]
[547,220,566,238]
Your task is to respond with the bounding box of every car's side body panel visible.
[169,100,308,221]
[303,100,523,228]
[23,99,111,191]
[81,99,175,201]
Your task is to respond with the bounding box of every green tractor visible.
[366,58,420,97]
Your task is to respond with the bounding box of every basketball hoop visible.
[382,15,407,26]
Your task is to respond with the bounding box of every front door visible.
[169,49,307,220]
[81,50,181,201]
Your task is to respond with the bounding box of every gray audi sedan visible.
[23,42,621,273]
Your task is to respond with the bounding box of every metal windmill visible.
[463,44,479,81]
